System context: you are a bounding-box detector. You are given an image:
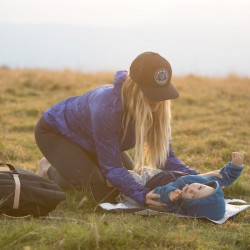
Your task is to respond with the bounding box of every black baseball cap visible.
[129,52,179,101]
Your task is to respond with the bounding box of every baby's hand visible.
[169,189,182,201]
[232,152,244,167]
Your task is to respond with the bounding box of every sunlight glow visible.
[0,0,249,27]
[0,0,249,75]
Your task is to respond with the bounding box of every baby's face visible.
[181,183,215,200]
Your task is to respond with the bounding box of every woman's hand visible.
[199,170,222,178]
[145,190,165,207]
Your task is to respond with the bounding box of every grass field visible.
[0,68,249,249]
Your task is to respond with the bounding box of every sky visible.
[0,0,249,76]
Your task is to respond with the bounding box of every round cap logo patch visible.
[154,68,169,85]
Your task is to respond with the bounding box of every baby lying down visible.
[149,152,244,220]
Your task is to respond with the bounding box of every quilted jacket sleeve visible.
[208,162,244,187]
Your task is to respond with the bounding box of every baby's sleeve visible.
[153,185,178,204]
[208,162,244,187]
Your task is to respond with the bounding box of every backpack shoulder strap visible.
[0,163,17,172]
[12,172,21,209]
[0,163,21,209]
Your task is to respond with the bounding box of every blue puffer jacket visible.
[154,163,243,220]
[44,71,198,205]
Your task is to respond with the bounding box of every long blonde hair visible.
[121,77,171,170]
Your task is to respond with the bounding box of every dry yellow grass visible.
[0,68,249,249]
